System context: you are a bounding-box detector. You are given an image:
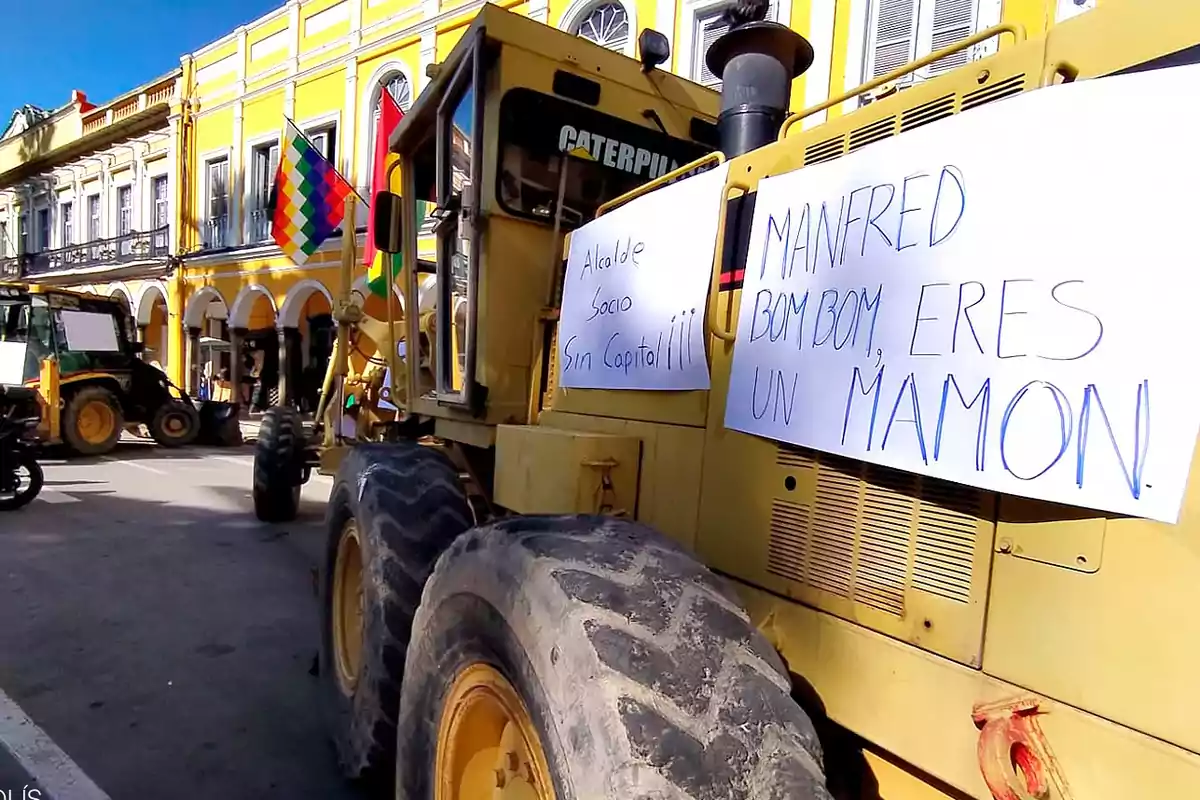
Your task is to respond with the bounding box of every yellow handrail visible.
[708,180,750,344]
[778,23,1027,141]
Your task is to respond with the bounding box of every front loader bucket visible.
[197,401,243,447]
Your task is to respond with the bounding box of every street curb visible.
[0,688,109,800]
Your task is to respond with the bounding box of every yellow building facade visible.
[0,74,185,377]
[172,0,1099,408]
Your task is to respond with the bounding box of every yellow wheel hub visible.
[436,663,555,800]
[77,400,116,445]
[332,520,365,695]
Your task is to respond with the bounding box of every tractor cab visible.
[374,5,720,433]
[0,284,139,386]
[0,283,205,455]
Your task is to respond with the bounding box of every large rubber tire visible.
[62,385,124,456]
[149,401,201,448]
[395,515,832,800]
[320,443,473,790]
[252,406,305,522]
[0,451,43,511]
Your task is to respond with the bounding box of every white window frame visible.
[115,184,134,237]
[558,0,638,58]
[356,63,417,231]
[857,0,1003,99]
[678,0,787,90]
[0,220,8,257]
[299,111,341,166]
[34,205,51,252]
[244,133,281,243]
[201,149,232,249]
[59,200,73,247]
[151,173,170,230]
[86,192,101,242]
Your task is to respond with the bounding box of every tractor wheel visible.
[149,402,201,448]
[62,386,124,456]
[252,406,305,522]
[395,515,832,800]
[320,443,473,790]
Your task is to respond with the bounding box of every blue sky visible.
[0,0,282,120]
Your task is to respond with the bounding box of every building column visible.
[167,115,180,253]
[278,326,300,408]
[419,29,438,90]
[186,326,202,395]
[230,327,248,409]
[231,103,244,247]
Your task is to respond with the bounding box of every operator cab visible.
[374,5,719,427]
[0,286,140,389]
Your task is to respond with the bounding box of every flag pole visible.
[332,192,357,444]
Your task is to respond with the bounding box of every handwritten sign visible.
[558,162,731,391]
[726,64,1200,524]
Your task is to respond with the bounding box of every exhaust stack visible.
[707,17,814,157]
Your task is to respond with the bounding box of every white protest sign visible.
[558,162,731,390]
[59,310,120,352]
[726,64,1200,524]
[0,341,26,385]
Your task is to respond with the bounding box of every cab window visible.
[495,88,713,228]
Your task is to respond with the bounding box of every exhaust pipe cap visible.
[706,21,814,85]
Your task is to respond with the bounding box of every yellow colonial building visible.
[0,73,185,377]
[1,0,1099,403]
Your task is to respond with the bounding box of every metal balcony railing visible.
[0,256,20,280]
[202,216,229,250]
[247,208,272,244]
[16,226,171,277]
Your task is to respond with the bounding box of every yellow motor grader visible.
[252,1,1200,798]
[0,282,204,455]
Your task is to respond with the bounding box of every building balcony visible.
[246,208,272,244]
[4,226,170,280]
[202,215,230,250]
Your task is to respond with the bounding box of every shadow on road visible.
[0,470,360,800]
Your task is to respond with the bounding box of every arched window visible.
[365,71,413,195]
[573,2,630,52]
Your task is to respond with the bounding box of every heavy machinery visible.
[0,282,203,455]
[252,1,1200,798]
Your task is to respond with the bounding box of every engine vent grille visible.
[768,445,985,616]
[795,72,1029,168]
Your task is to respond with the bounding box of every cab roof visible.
[388,4,718,156]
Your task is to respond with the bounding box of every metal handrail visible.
[778,23,1027,140]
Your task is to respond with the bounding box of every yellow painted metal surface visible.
[494,423,640,516]
[737,580,1200,799]
[540,409,705,550]
[435,662,556,800]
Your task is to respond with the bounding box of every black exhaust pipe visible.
[706,7,815,157]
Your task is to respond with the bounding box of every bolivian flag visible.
[364,90,405,298]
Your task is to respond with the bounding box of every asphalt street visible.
[0,437,363,800]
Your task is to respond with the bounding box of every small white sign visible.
[726,64,1200,524]
[59,310,120,353]
[0,340,26,384]
[558,162,731,391]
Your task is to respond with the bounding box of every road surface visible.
[0,440,362,800]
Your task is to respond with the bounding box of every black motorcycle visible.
[0,385,44,511]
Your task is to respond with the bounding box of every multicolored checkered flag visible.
[271,118,355,265]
